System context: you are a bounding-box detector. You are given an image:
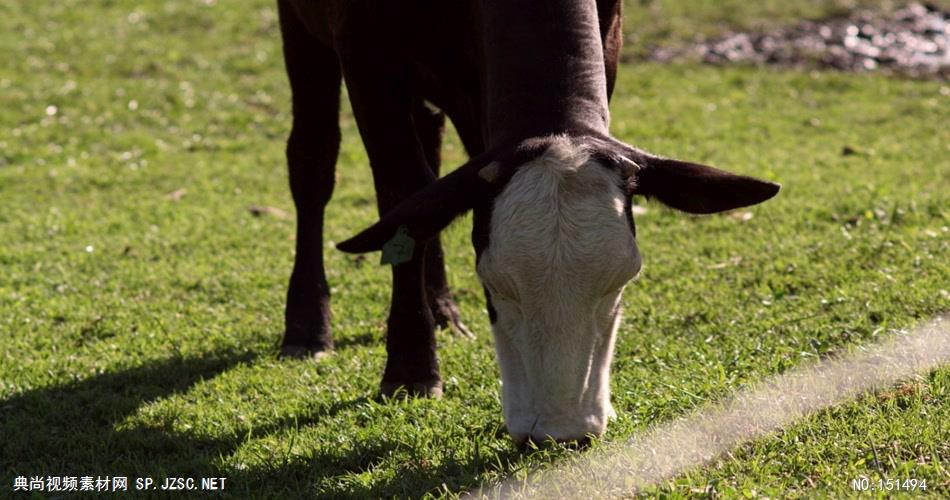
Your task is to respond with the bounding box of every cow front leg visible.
[341,46,441,398]
[411,98,474,339]
[373,183,443,398]
[380,242,443,398]
[278,3,340,359]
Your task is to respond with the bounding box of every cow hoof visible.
[380,380,443,399]
[430,294,475,339]
[279,344,332,360]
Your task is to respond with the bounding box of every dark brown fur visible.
[275,0,778,399]
[276,0,625,396]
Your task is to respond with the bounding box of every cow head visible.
[337,134,779,444]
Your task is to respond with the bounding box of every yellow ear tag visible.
[380,225,415,266]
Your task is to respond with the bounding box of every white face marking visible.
[476,137,642,443]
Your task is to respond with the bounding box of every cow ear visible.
[632,157,780,214]
[336,158,499,255]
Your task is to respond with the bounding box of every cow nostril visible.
[515,437,531,453]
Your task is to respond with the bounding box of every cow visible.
[276,0,779,444]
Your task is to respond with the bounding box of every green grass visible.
[653,374,950,497]
[1,0,949,498]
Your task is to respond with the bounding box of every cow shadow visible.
[218,391,523,498]
[224,436,524,499]
[0,351,258,481]
[1,350,519,497]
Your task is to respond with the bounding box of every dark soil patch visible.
[649,3,949,78]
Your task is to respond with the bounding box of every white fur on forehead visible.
[484,139,634,310]
[498,137,625,223]
[532,135,592,173]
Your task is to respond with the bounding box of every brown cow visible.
[276,0,779,443]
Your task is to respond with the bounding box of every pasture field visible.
[1,0,948,497]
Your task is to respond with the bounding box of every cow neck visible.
[478,0,611,148]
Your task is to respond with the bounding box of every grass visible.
[655,375,950,497]
[1,0,949,497]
